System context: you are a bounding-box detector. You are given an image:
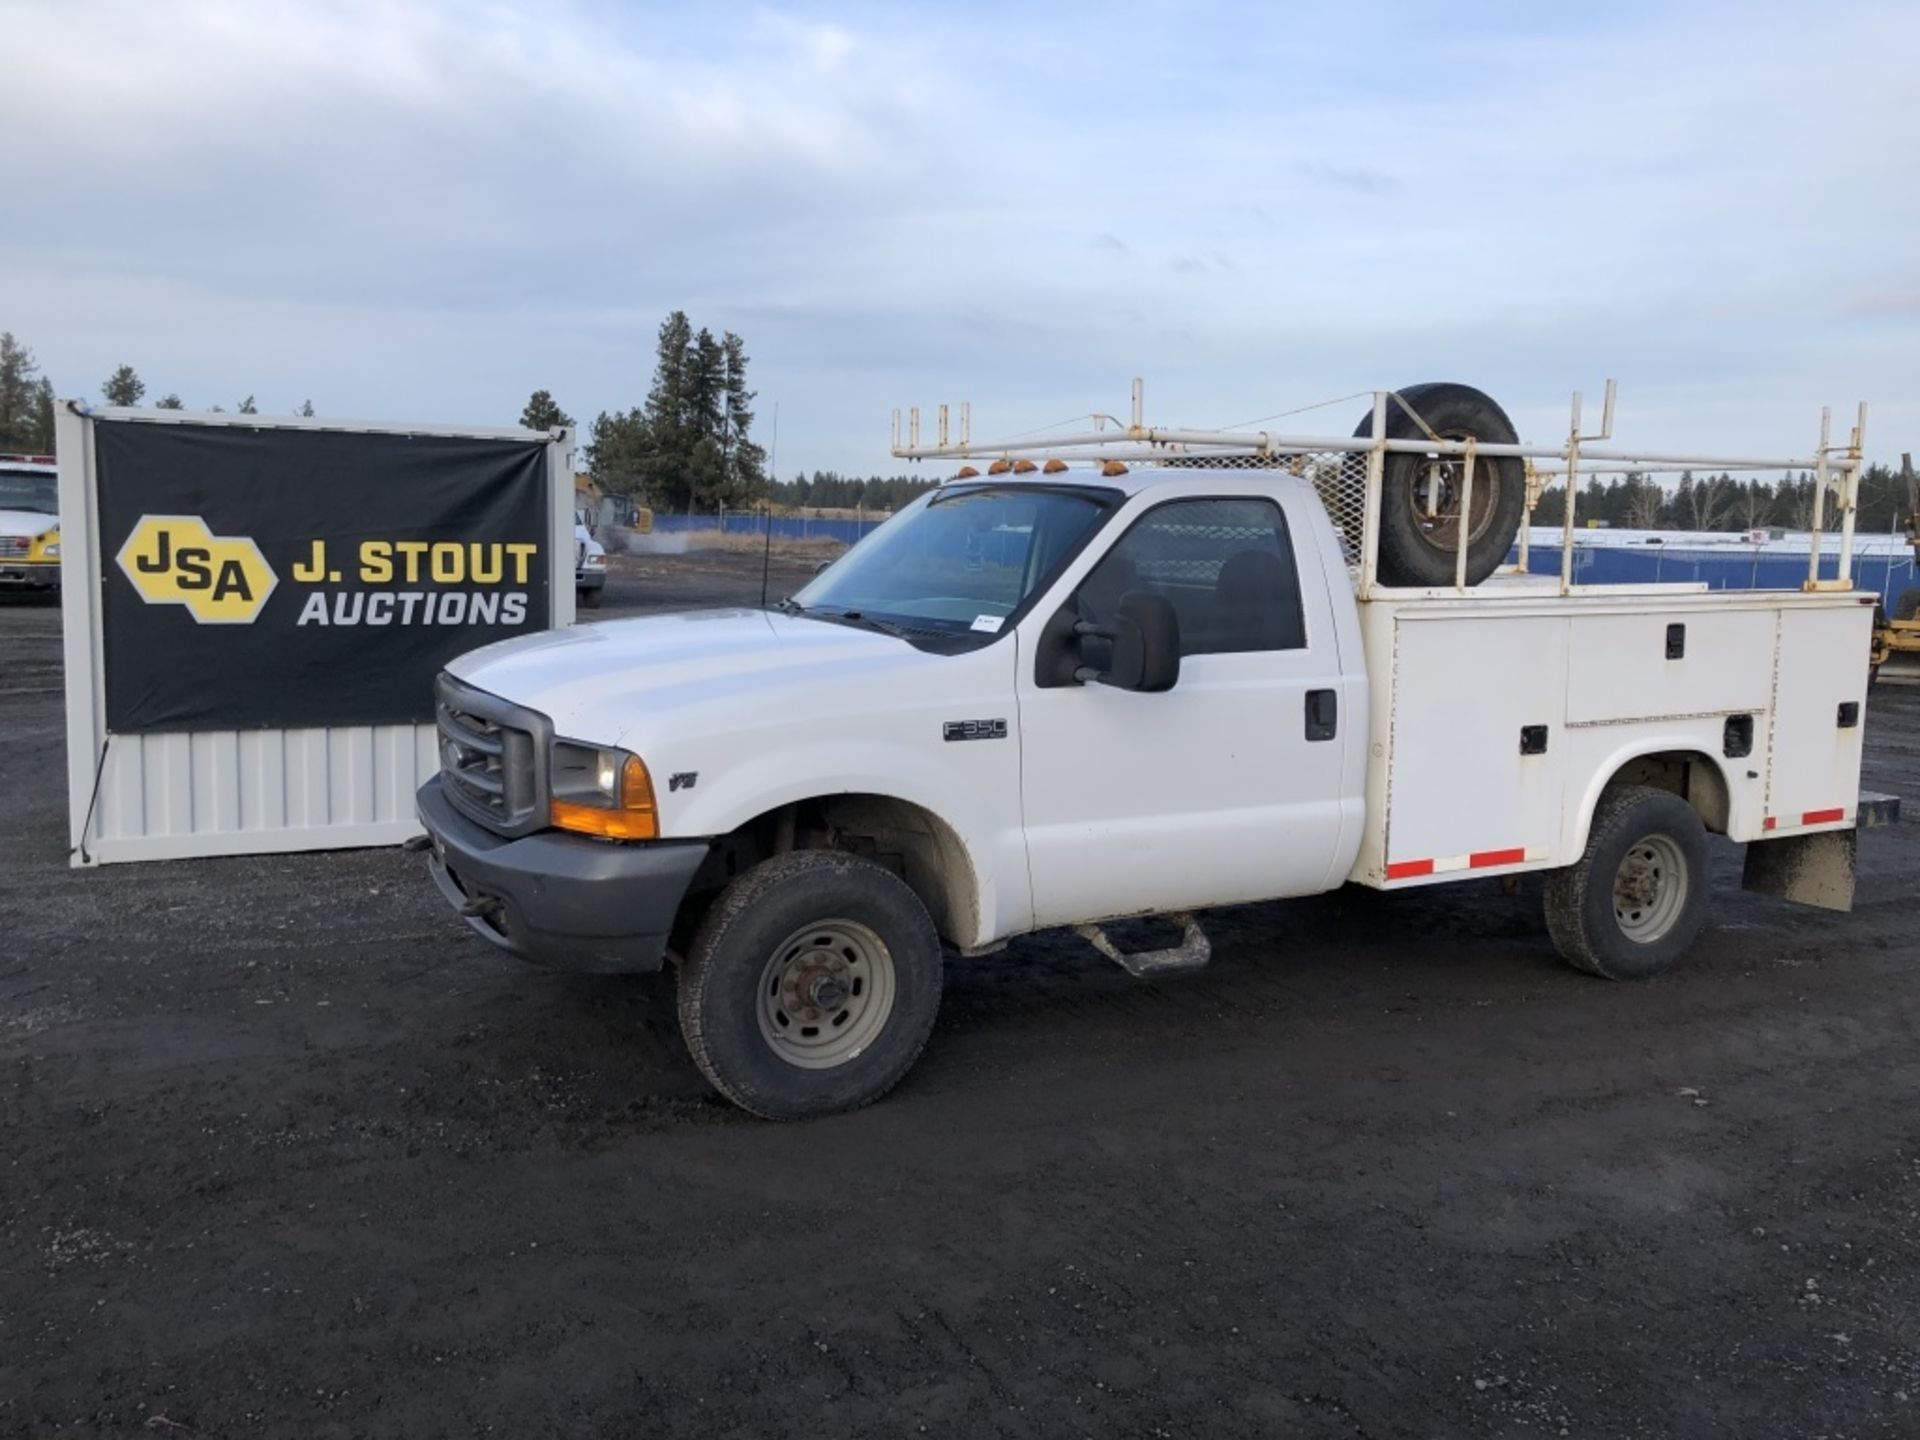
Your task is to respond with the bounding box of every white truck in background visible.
[0,453,61,594]
[572,505,607,608]
[414,381,1898,1119]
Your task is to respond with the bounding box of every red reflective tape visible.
[1470,847,1527,869]
[1385,859,1434,880]
[1762,816,1777,832]
[1802,807,1846,825]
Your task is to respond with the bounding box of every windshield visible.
[792,484,1116,637]
[0,470,56,516]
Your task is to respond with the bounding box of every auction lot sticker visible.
[96,420,551,732]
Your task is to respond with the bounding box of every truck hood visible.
[445,608,935,745]
[0,508,59,540]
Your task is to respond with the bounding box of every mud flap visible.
[1742,829,1857,913]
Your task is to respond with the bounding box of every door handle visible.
[1305,688,1337,742]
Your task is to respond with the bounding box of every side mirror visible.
[1077,590,1180,692]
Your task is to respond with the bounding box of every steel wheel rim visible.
[1406,430,1501,551]
[1613,833,1689,944]
[755,919,896,1070]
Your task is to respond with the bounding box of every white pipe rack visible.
[890,379,1870,598]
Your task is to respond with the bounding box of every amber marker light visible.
[550,754,659,840]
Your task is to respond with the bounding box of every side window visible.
[1077,498,1306,655]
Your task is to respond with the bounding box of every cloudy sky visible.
[3,0,1915,478]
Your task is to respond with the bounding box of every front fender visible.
[664,736,1031,945]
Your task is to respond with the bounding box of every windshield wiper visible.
[772,596,806,615]
[788,603,963,643]
[818,608,913,638]
[823,606,972,639]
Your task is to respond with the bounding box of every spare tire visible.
[1352,382,1527,588]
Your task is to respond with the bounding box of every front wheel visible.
[677,851,943,1119]
[1544,785,1710,980]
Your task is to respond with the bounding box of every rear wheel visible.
[1544,785,1710,980]
[677,850,943,1119]
[1353,382,1527,588]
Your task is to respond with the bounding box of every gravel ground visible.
[3,553,1918,1438]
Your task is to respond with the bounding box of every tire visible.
[1353,382,1527,588]
[1544,785,1710,980]
[677,850,944,1119]
[1894,587,1920,623]
[578,585,602,609]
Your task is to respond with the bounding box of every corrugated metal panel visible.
[85,723,439,863]
[73,705,534,865]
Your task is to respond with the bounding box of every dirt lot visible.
[4,551,1919,1438]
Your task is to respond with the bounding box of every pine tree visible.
[601,312,773,511]
[1623,472,1664,530]
[298,399,315,417]
[684,435,726,512]
[720,331,766,503]
[685,328,724,449]
[102,365,145,407]
[1776,472,1814,530]
[155,394,184,410]
[0,332,43,450]
[27,378,54,452]
[585,409,650,496]
[519,389,572,431]
[636,312,695,508]
[237,395,257,414]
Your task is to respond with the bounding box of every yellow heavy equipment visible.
[1869,453,1920,683]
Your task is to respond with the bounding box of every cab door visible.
[1015,491,1352,929]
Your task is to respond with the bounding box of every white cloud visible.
[0,0,1913,474]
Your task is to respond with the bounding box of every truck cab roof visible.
[936,462,1292,499]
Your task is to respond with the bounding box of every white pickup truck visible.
[415,382,1896,1119]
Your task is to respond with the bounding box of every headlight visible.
[42,542,59,557]
[549,740,657,839]
[584,552,606,568]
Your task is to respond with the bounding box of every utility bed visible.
[1351,583,1877,887]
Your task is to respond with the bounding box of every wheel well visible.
[689,793,982,949]
[1600,750,1731,834]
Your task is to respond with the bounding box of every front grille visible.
[0,537,28,556]
[435,675,544,835]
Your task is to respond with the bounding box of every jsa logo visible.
[116,515,278,624]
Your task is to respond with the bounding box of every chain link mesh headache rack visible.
[890,379,1871,599]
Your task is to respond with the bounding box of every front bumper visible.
[0,562,58,590]
[416,774,708,973]
[575,566,606,591]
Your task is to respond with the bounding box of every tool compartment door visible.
[1765,604,1873,830]
[1565,609,1774,724]
[1378,612,1568,880]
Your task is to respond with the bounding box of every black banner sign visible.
[97,420,551,732]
